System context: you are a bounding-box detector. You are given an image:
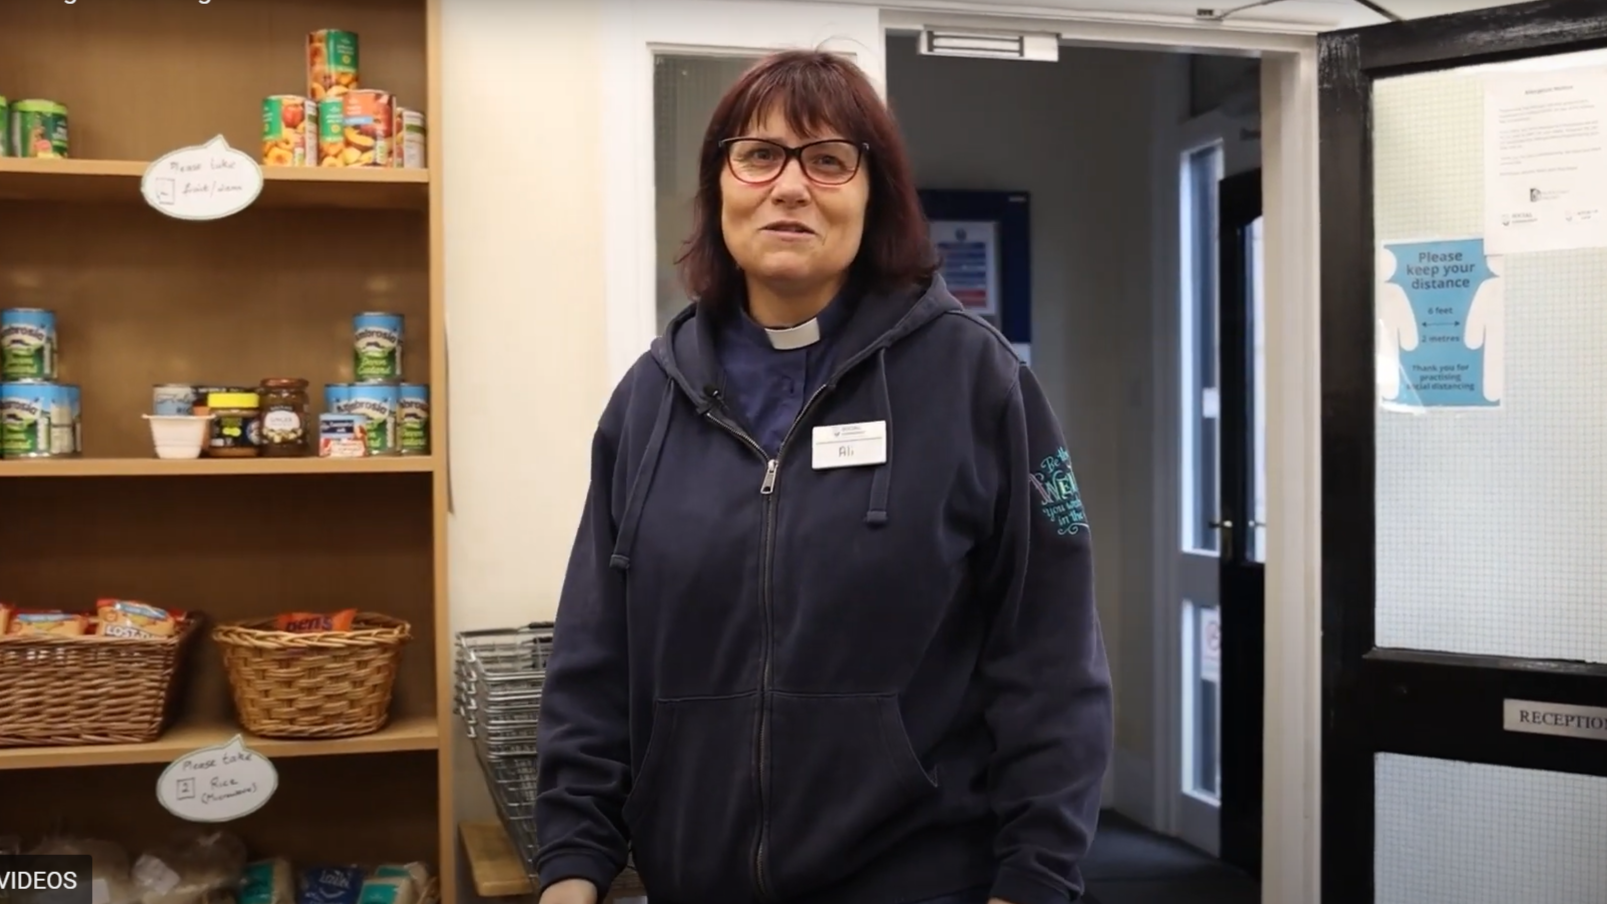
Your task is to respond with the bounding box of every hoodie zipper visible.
[702,380,836,904]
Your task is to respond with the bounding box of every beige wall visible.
[441,2,605,896]
[443,0,603,636]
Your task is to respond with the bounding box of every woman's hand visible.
[537,879,598,904]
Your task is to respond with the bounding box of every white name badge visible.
[811,421,888,470]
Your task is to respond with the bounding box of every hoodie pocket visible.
[621,694,760,904]
[764,692,940,894]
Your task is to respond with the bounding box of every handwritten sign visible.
[141,136,264,221]
[156,735,278,822]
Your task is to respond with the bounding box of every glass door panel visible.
[1320,5,1607,902]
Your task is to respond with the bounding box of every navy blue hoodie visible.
[534,275,1113,904]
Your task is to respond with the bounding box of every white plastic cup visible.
[143,414,213,460]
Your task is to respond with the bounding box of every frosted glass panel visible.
[1372,56,1607,662]
[1375,754,1607,904]
[652,54,759,331]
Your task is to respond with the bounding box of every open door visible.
[1216,167,1263,880]
[1321,3,1607,902]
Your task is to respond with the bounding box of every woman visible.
[534,50,1112,904]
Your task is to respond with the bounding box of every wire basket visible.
[455,623,552,869]
[454,622,644,898]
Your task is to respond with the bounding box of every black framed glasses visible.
[718,137,869,186]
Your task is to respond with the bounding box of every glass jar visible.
[259,377,310,457]
[205,391,261,458]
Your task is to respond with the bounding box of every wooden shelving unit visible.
[0,0,452,897]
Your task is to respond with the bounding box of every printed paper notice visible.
[1376,238,1503,411]
[141,136,264,222]
[156,735,278,822]
[1484,69,1607,254]
[930,220,999,314]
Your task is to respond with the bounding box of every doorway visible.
[601,3,1326,897]
[1173,96,1265,872]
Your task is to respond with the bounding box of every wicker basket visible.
[213,612,411,739]
[0,616,203,747]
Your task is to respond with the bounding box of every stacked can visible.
[322,312,430,458]
[5,99,69,159]
[0,308,81,459]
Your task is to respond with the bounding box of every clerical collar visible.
[764,318,821,350]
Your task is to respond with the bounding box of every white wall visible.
[886,37,1174,803]
[441,1,607,898]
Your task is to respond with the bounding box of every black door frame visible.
[1319,3,1607,902]
[1216,167,1263,880]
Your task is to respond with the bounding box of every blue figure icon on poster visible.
[1377,237,1504,409]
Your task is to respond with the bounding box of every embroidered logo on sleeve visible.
[1029,447,1088,536]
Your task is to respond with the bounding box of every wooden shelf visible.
[0,158,429,210]
[0,455,438,479]
[459,821,533,898]
[0,715,440,771]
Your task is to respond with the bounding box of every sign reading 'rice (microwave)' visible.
[141,135,264,221]
[156,734,279,822]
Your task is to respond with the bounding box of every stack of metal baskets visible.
[454,622,553,876]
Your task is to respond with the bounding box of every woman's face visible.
[719,108,869,292]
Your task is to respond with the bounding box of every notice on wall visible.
[1199,607,1220,685]
[156,735,279,822]
[141,136,264,221]
[930,220,999,314]
[1484,69,1607,254]
[1376,237,1504,411]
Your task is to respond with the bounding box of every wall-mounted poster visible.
[930,219,1000,315]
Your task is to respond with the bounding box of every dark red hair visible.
[676,50,937,307]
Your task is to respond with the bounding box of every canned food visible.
[10,100,68,159]
[317,97,346,167]
[324,381,353,413]
[397,108,426,169]
[67,383,81,455]
[47,383,75,456]
[1,382,55,458]
[308,29,360,103]
[318,413,367,458]
[399,383,430,455]
[262,95,316,167]
[153,384,199,416]
[345,383,399,456]
[352,312,403,382]
[0,97,9,157]
[1,308,57,381]
[340,89,393,167]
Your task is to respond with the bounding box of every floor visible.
[1082,811,1259,904]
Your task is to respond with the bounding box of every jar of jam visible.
[205,391,261,458]
[259,377,310,457]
